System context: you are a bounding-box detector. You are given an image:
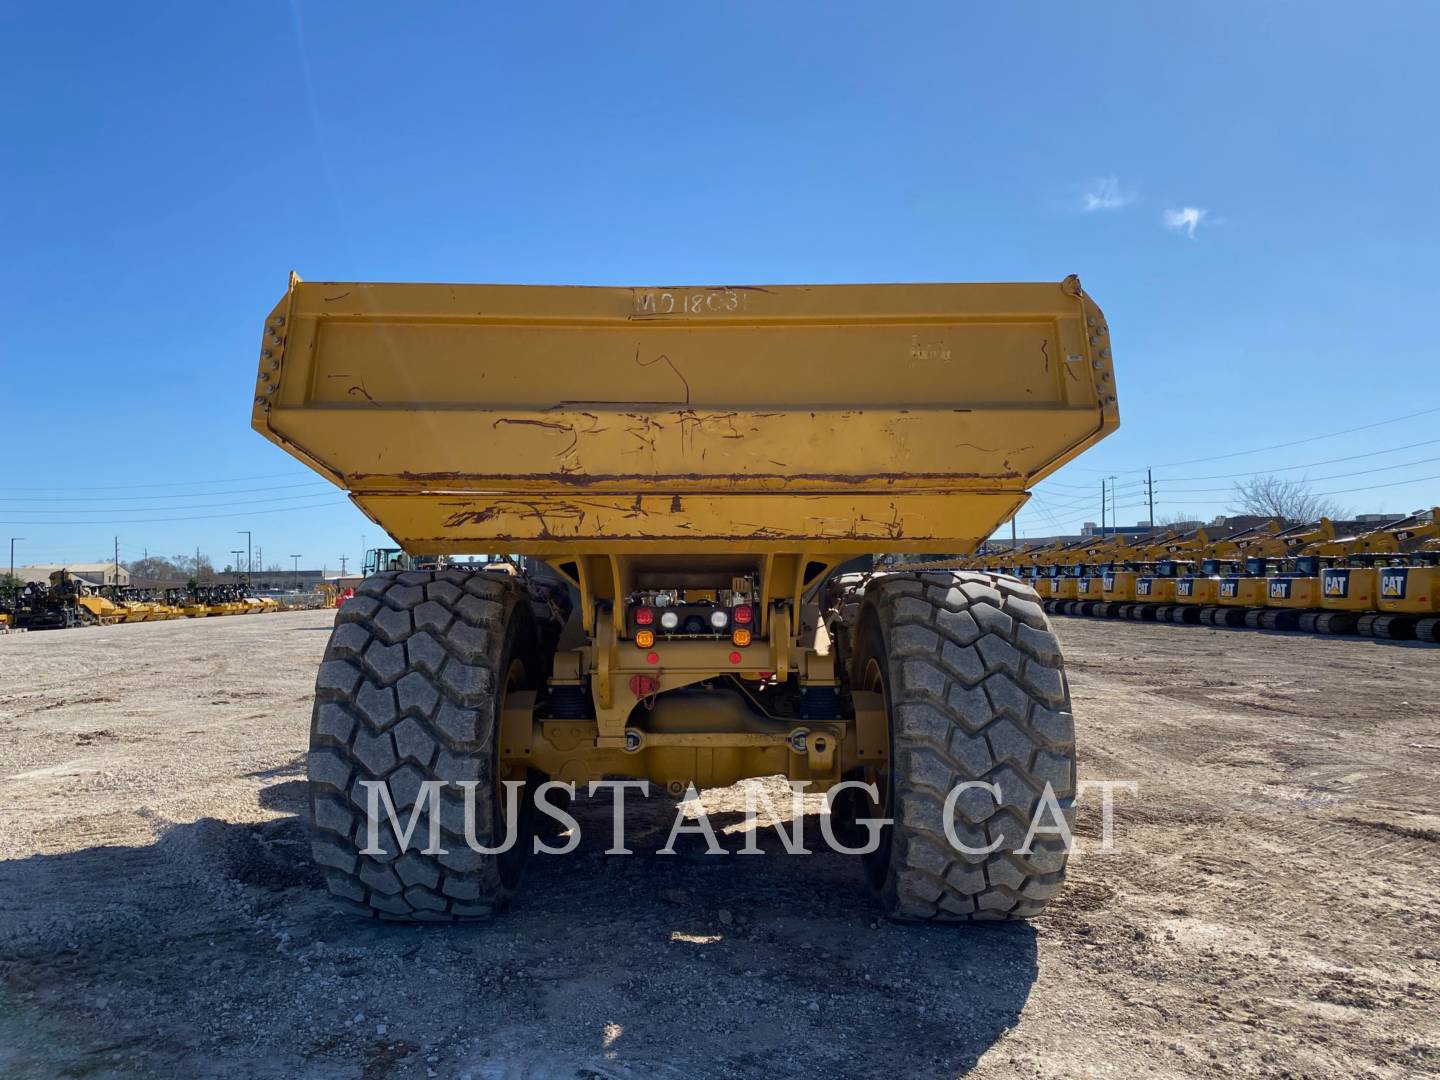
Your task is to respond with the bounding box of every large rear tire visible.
[852,572,1076,921]
[308,569,545,921]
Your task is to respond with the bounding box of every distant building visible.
[1079,520,1157,539]
[15,562,129,586]
[217,568,336,592]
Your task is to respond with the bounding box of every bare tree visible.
[125,553,218,584]
[177,553,217,581]
[1230,475,1343,524]
[125,555,187,582]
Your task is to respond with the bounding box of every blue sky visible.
[3,3,1438,570]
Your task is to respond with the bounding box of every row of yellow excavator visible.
[969,507,1440,643]
[1,574,281,631]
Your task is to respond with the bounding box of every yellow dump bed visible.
[252,274,1117,555]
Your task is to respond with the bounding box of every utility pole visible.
[114,536,120,586]
[196,545,203,582]
[8,537,22,589]
[231,550,244,579]
[1010,516,1017,550]
[238,531,252,586]
[1146,467,1156,532]
[291,554,302,591]
[1100,480,1107,536]
[339,554,349,576]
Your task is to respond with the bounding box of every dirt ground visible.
[0,609,1437,1079]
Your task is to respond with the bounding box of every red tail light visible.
[634,606,654,626]
[732,604,752,625]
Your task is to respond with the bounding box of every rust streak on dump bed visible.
[345,470,1027,489]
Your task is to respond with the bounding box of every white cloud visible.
[1082,176,1132,212]
[1163,206,1208,239]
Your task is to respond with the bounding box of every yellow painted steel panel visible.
[352,491,1024,556]
[252,274,1118,554]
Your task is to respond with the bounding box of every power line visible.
[1034,477,1118,493]
[1159,436,1440,484]
[1159,454,1440,494]
[1024,484,1145,512]
[1154,472,1440,507]
[0,481,332,504]
[1036,476,1145,494]
[1054,404,1440,474]
[0,470,309,493]
[1155,406,1440,469]
[1019,494,1067,532]
[1037,435,1440,507]
[0,490,343,515]
[0,499,349,526]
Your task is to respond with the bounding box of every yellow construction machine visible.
[146,590,182,620]
[1223,518,1336,631]
[105,586,157,623]
[1194,521,1278,626]
[1259,518,1401,635]
[1212,520,1322,619]
[1133,527,1213,616]
[53,571,123,626]
[1364,509,1440,640]
[1014,540,1060,597]
[253,272,1118,922]
[1038,538,1090,605]
[1172,552,1225,614]
[1143,527,1216,624]
[1152,520,1269,626]
[1066,533,1128,614]
[1098,532,1178,617]
[1098,536,1144,606]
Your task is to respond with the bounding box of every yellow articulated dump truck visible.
[252,273,1118,922]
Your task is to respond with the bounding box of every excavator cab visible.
[1265,554,1325,612]
[362,548,413,576]
[1217,569,1266,607]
